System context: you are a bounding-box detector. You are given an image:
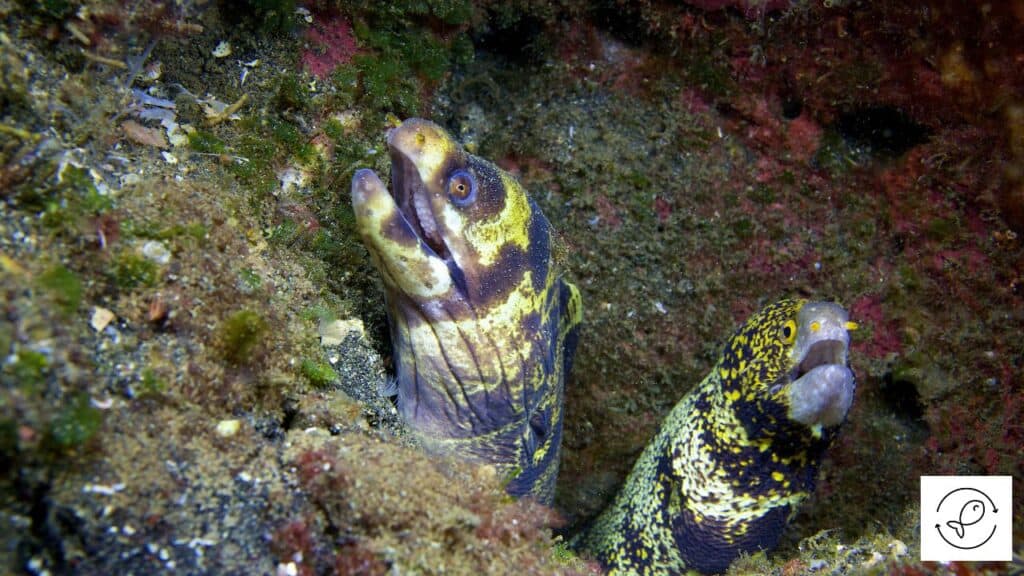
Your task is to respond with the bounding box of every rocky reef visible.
[0,1,1021,574]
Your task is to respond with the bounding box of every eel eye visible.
[446,169,477,206]
[780,319,797,344]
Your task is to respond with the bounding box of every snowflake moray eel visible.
[573,298,857,574]
[351,118,582,504]
[352,119,857,573]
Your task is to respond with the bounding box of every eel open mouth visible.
[387,129,451,261]
[794,338,848,380]
[786,302,856,428]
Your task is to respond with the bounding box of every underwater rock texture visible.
[0,0,1021,574]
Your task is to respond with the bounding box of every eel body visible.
[351,118,582,504]
[575,299,856,574]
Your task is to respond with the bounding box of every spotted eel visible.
[351,118,582,504]
[573,298,857,574]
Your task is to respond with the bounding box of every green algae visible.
[267,219,301,246]
[814,128,861,174]
[187,130,227,154]
[225,116,318,198]
[30,164,112,231]
[349,51,424,117]
[6,349,49,394]
[122,220,209,243]
[273,73,310,111]
[326,2,474,119]
[0,321,11,362]
[748,183,775,205]
[300,358,338,388]
[732,217,755,241]
[238,268,262,292]
[218,309,270,365]
[138,368,168,397]
[109,252,158,290]
[925,215,959,242]
[38,264,82,317]
[340,0,474,27]
[681,50,735,98]
[238,0,298,33]
[50,392,102,448]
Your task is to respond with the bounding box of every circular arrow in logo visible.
[934,487,998,550]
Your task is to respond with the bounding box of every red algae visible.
[850,295,902,359]
[302,13,358,79]
[785,114,823,162]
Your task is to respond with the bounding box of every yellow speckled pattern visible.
[351,119,582,504]
[575,299,855,574]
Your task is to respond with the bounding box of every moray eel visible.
[575,299,856,574]
[351,118,582,504]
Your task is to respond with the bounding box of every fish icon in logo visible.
[946,499,984,539]
[935,487,998,550]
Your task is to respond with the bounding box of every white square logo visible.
[920,475,1012,561]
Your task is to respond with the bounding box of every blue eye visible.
[446,169,477,206]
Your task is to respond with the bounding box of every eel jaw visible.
[786,302,855,428]
[388,123,451,261]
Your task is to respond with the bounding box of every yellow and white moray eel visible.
[574,298,857,574]
[352,119,856,573]
[351,118,582,504]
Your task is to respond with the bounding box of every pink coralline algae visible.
[784,114,823,162]
[302,15,357,79]
[849,295,902,359]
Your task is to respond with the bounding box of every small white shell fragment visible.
[332,110,360,134]
[82,482,126,495]
[278,167,308,194]
[167,122,189,147]
[889,539,907,557]
[212,41,232,58]
[141,240,171,265]
[91,306,116,332]
[860,551,884,569]
[215,419,241,437]
[144,61,162,81]
[200,97,228,117]
[319,318,365,346]
[90,396,114,410]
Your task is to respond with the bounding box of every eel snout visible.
[387,120,451,260]
[787,302,855,428]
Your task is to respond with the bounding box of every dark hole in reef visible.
[275,397,300,437]
[880,370,928,432]
[590,0,652,47]
[472,12,549,64]
[24,480,70,572]
[781,96,803,120]
[891,233,907,254]
[835,106,930,158]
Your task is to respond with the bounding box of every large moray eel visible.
[351,118,582,504]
